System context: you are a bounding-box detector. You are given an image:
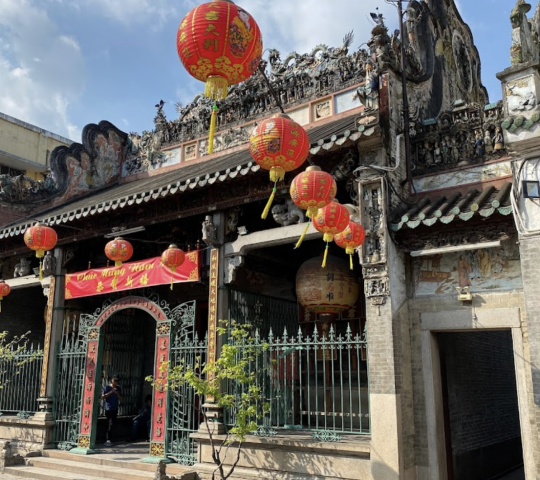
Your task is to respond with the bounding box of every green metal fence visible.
[0,344,44,414]
[53,312,86,448]
[167,332,207,465]
[226,324,369,435]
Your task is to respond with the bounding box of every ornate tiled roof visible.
[0,114,358,239]
[390,182,513,231]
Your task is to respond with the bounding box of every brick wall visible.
[0,286,47,347]
[439,331,521,454]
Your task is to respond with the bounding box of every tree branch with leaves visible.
[152,321,271,480]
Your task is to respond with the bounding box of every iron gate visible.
[166,300,206,466]
[52,311,86,449]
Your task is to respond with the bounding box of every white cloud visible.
[245,1,396,56]
[0,0,86,140]
[78,0,178,27]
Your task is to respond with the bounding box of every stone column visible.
[199,212,228,433]
[36,247,64,421]
[359,177,412,480]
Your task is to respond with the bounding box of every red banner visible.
[65,252,200,299]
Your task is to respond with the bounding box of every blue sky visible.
[0,0,516,141]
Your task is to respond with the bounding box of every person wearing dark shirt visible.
[130,394,152,442]
[101,376,122,446]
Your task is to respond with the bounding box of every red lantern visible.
[0,281,10,313]
[161,244,186,290]
[313,201,350,268]
[290,166,337,248]
[105,237,134,267]
[250,114,310,219]
[176,1,263,153]
[335,222,366,270]
[24,223,57,280]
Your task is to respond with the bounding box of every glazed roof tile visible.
[0,114,360,239]
[390,182,513,231]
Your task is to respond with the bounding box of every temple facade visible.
[0,1,538,479]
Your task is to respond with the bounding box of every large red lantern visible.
[0,281,10,313]
[290,166,337,248]
[161,244,186,290]
[176,0,263,153]
[313,201,350,268]
[105,237,134,267]
[24,223,57,280]
[335,222,366,270]
[250,114,310,219]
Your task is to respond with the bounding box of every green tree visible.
[154,321,270,480]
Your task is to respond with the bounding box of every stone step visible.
[25,457,155,480]
[4,465,112,480]
[42,448,157,472]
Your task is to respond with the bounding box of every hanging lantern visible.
[0,281,10,313]
[24,223,57,280]
[105,237,134,267]
[161,244,186,290]
[335,222,366,270]
[290,166,337,249]
[250,114,310,219]
[313,200,350,268]
[296,255,360,315]
[176,0,263,153]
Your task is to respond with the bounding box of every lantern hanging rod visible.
[104,226,146,238]
[257,63,285,114]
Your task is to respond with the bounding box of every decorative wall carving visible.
[410,101,506,175]
[225,256,245,285]
[271,200,305,227]
[360,179,386,265]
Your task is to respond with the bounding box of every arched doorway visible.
[67,295,198,462]
[96,309,156,444]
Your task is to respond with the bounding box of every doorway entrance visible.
[96,309,156,444]
[438,331,524,480]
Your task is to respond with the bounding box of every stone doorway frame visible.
[70,295,174,462]
[421,307,536,480]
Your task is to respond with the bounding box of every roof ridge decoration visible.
[0,121,128,208]
[126,33,370,164]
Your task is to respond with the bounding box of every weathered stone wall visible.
[517,235,540,474]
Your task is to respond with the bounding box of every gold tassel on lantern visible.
[347,247,355,270]
[322,243,329,268]
[37,249,45,281]
[261,186,277,220]
[295,221,310,249]
[208,104,218,154]
[295,207,320,250]
[269,166,286,183]
[205,75,229,101]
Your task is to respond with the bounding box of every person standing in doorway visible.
[101,376,122,447]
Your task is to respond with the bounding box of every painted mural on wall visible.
[414,241,522,296]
